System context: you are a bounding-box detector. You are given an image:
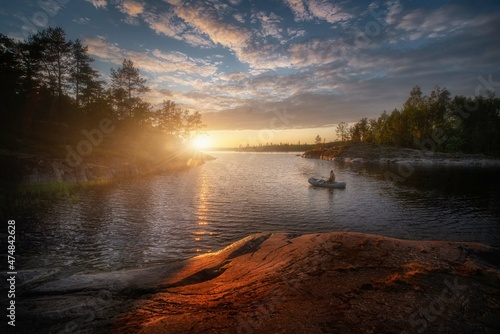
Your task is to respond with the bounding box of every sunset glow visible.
[1,1,498,148]
[192,135,212,149]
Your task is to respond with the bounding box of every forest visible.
[335,86,500,156]
[0,27,205,159]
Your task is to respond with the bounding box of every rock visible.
[16,232,500,333]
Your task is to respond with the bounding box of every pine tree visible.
[30,27,73,119]
[70,39,100,108]
[110,59,149,118]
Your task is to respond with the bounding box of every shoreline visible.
[0,148,213,187]
[16,231,500,333]
[302,142,500,167]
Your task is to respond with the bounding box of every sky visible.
[1,0,500,148]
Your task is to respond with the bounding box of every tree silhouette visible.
[336,122,348,142]
[314,135,322,147]
[184,110,206,139]
[30,27,73,119]
[110,59,149,118]
[70,39,101,108]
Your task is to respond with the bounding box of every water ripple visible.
[16,153,500,273]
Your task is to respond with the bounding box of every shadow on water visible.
[343,162,500,216]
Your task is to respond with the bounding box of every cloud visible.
[151,49,218,77]
[117,0,144,16]
[287,37,348,67]
[164,0,182,5]
[142,11,214,48]
[115,0,144,25]
[85,0,107,9]
[73,17,91,25]
[83,36,218,78]
[233,13,245,23]
[307,0,351,23]
[286,28,306,40]
[176,3,251,50]
[284,0,350,24]
[385,0,403,25]
[396,5,474,40]
[253,11,283,40]
[143,11,186,38]
[80,1,500,133]
[284,0,311,22]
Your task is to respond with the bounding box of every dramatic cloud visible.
[5,0,496,135]
[176,3,251,50]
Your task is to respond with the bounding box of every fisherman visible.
[328,169,335,183]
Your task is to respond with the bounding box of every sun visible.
[192,135,212,149]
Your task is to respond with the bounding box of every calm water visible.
[16,152,500,274]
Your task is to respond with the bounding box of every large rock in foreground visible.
[114,232,500,333]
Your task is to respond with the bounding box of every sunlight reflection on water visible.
[19,152,500,272]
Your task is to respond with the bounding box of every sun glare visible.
[193,136,212,149]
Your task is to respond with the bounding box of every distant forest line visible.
[328,86,500,156]
[0,27,205,157]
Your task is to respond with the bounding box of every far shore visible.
[302,142,500,166]
[16,231,500,333]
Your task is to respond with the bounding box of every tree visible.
[30,27,73,119]
[156,100,184,135]
[336,122,349,142]
[452,94,500,155]
[70,39,100,108]
[131,100,153,125]
[16,35,43,97]
[350,117,370,142]
[183,110,206,139]
[110,59,149,118]
[0,34,24,125]
[314,135,322,147]
[428,85,450,130]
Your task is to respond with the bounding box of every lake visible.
[16,152,500,275]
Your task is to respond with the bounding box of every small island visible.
[301,85,500,167]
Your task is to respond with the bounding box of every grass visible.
[0,179,114,215]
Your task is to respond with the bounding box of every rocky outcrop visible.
[16,232,500,333]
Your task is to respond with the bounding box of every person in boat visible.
[328,169,335,183]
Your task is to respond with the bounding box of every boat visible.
[308,177,347,189]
